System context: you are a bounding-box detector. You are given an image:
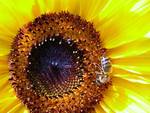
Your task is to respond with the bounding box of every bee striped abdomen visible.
[101,56,112,74]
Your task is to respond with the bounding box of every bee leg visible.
[95,71,102,75]
[95,77,102,86]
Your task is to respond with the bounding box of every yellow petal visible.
[0,73,9,90]
[62,0,81,15]
[0,97,18,113]
[0,55,8,64]
[0,73,13,98]
[108,38,150,58]
[102,85,130,112]
[112,53,150,76]
[99,0,140,19]
[0,73,27,113]
[8,103,29,113]
[102,77,150,113]
[111,52,150,84]
[130,0,150,15]
[0,55,9,74]
[0,0,35,38]
[41,0,81,15]
[112,66,150,84]
[79,0,108,21]
[32,0,41,17]
[0,74,20,112]
[99,101,115,113]
[0,0,20,35]
[113,64,150,83]
[95,103,106,113]
[95,0,150,48]
[0,39,11,56]
[40,0,109,21]
[112,53,150,68]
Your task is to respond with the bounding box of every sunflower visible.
[0,0,150,112]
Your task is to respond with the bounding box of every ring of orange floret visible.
[9,12,109,112]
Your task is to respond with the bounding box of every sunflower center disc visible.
[27,36,84,97]
[9,12,109,112]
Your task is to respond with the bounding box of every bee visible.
[95,55,112,85]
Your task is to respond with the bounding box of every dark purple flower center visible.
[27,35,84,97]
